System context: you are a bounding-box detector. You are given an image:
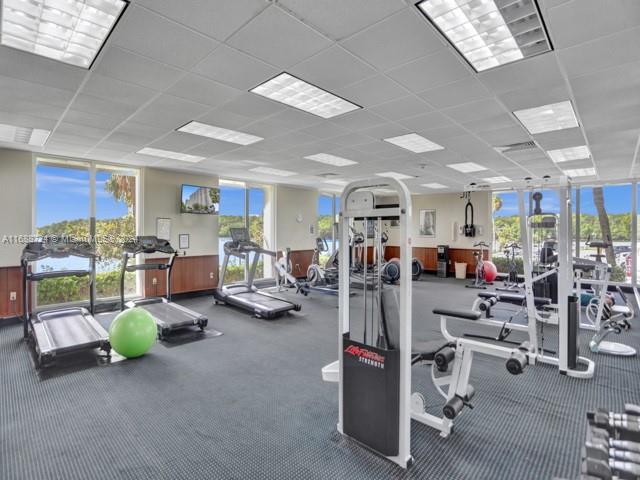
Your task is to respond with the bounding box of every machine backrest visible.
[381,286,401,350]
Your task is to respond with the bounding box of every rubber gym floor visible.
[1,276,639,480]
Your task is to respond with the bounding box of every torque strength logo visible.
[344,345,385,369]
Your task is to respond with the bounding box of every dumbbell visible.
[584,441,640,465]
[506,341,530,375]
[590,427,640,454]
[581,457,640,480]
[589,411,640,443]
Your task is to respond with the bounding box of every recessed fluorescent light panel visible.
[304,153,357,167]
[0,123,50,146]
[324,179,348,186]
[250,166,297,177]
[1,0,128,69]
[250,72,361,119]
[383,133,444,153]
[416,0,552,72]
[547,145,590,163]
[177,121,263,146]
[137,147,205,163]
[483,176,511,184]
[563,167,596,177]
[422,183,447,189]
[376,171,414,181]
[447,162,487,173]
[513,101,578,134]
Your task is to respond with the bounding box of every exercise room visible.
[0,1,639,479]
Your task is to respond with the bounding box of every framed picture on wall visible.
[179,233,190,250]
[419,209,436,237]
[156,217,171,240]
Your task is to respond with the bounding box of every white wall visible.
[274,185,317,251]
[0,149,33,267]
[142,168,218,256]
[385,191,493,249]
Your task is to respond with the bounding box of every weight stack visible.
[342,333,400,456]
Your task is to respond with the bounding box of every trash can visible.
[455,262,467,279]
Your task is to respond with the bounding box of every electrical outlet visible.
[152,277,157,285]
[209,272,214,279]
[9,291,16,301]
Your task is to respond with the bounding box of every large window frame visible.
[318,192,340,255]
[33,155,141,308]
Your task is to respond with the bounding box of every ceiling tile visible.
[0,45,86,92]
[476,126,531,146]
[80,74,157,107]
[558,27,640,78]
[546,0,640,49]
[341,9,444,70]
[277,0,406,40]
[327,132,375,147]
[220,93,285,119]
[135,0,267,41]
[111,6,218,69]
[330,110,387,131]
[165,74,243,107]
[193,45,280,90]
[533,127,586,150]
[478,54,564,94]
[336,75,407,108]
[196,108,254,130]
[70,93,139,118]
[148,132,209,151]
[442,99,507,124]
[398,111,454,133]
[227,7,332,68]
[128,94,210,129]
[0,75,75,107]
[290,46,376,91]
[63,110,125,130]
[419,77,492,109]
[298,122,350,140]
[94,46,183,91]
[386,50,470,92]
[369,95,433,122]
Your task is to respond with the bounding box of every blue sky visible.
[494,185,633,217]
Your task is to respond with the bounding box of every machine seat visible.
[432,308,481,321]
[412,340,454,362]
[477,291,551,307]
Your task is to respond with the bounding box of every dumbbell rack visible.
[578,404,640,479]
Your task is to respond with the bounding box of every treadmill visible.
[214,228,301,319]
[21,239,111,367]
[121,236,220,339]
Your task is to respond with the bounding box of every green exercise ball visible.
[109,308,157,358]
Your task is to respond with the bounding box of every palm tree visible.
[592,186,616,266]
[104,174,136,214]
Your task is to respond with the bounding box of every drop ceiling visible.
[0,0,639,194]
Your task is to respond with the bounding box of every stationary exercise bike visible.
[466,241,497,289]
[497,242,521,292]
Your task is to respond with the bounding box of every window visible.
[35,159,139,306]
[218,182,246,284]
[576,185,632,283]
[317,194,334,264]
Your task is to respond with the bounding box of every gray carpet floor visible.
[1,276,639,480]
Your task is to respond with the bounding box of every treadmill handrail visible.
[28,269,92,281]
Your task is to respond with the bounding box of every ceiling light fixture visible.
[547,145,590,163]
[513,100,578,134]
[177,121,263,145]
[416,0,552,72]
[137,147,205,163]
[0,122,50,146]
[563,167,596,177]
[324,179,348,186]
[250,72,361,119]
[483,176,511,184]
[304,153,358,167]
[375,171,414,180]
[446,162,487,173]
[1,0,128,69]
[250,166,297,177]
[383,133,444,153]
[422,182,447,189]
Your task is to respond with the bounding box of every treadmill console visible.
[230,228,251,243]
[124,236,175,255]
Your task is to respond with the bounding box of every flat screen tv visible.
[180,184,219,214]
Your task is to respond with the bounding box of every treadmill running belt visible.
[139,302,199,327]
[37,310,105,350]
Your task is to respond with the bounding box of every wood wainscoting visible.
[0,266,24,318]
[278,250,315,279]
[383,246,488,275]
[144,255,218,297]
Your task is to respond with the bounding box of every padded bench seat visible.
[433,308,481,321]
[478,291,551,307]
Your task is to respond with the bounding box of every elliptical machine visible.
[306,237,339,287]
[466,241,493,289]
[497,242,521,292]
